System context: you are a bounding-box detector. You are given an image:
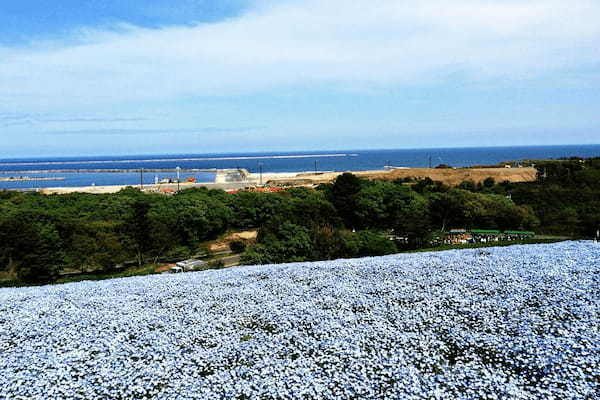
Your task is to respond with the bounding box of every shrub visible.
[229,240,247,254]
[16,263,59,285]
[206,259,225,269]
[353,231,398,257]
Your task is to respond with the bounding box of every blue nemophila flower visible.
[0,241,598,399]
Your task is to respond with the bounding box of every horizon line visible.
[1,143,599,162]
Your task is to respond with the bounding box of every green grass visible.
[0,279,30,289]
[56,265,159,284]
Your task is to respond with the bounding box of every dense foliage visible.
[1,157,598,284]
[455,157,600,237]
[0,188,232,284]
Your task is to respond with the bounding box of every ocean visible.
[1,144,599,190]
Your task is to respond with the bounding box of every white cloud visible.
[1,0,600,106]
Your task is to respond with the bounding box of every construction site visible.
[37,166,538,194]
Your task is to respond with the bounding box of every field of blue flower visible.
[1,241,598,399]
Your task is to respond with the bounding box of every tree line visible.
[1,157,598,284]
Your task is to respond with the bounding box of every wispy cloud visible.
[0,112,149,127]
[1,0,599,107]
[43,117,148,123]
[39,126,265,135]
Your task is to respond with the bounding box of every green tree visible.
[227,191,287,229]
[352,231,397,257]
[330,173,363,229]
[482,177,496,189]
[0,213,63,284]
[121,199,152,266]
[243,221,313,264]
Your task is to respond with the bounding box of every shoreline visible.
[33,167,537,194]
[0,177,65,182]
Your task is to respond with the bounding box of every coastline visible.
[3,144,598,191]
[37,167,537,194]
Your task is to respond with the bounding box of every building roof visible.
[471,229,501,234]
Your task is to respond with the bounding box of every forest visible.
[1,157,598,285]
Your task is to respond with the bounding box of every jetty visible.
[0,168,220,174]
[0,176,65,182]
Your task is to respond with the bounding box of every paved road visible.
[219,254,242,267]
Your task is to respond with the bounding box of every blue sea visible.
[1,145,599,190]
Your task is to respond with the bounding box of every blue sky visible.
[0,1,249,42]
[1,0,599,157]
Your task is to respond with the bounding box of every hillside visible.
[1,241,598,399]
[363,167,537,185]
[261,167,537,187]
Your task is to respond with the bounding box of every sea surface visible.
[1,145,599,190]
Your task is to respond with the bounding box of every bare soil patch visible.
[265,167,536,186]
[208,230,258,252]
[364,167,537,185]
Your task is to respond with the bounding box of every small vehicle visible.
[176,259,206,271]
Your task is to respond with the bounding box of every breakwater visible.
[0,177,65,182]
[0,168,220,174]
[2,146,599,190]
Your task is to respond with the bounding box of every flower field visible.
[1,241,598,399]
